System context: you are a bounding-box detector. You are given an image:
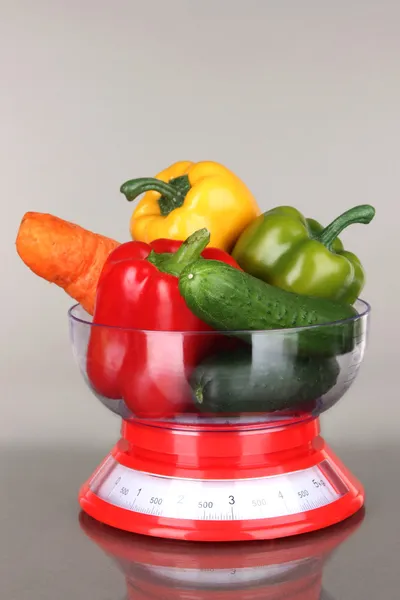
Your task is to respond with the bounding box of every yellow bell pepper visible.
[120,160,261,251]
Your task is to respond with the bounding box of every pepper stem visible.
[120,175,191,216]
[317,204,375,250]
[148,228,211,277]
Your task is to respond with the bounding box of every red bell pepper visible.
[86,229,241,418]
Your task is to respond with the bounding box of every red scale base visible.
[79,416,364,542]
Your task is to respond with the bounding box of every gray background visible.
[2,0,399,449]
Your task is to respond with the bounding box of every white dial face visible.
[90,456,347,522]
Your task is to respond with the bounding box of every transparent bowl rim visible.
[68,298,370,336]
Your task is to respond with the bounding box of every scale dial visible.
[90,456,348,522]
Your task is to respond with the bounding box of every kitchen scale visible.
[79,507,365,599]
[69,298,370,542]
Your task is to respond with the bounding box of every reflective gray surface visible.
[1,443,399,599]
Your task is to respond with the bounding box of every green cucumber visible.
[179,259,358,356]
[190,346,340,414]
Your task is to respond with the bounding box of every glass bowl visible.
[68,300,370,426]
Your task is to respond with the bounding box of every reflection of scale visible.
[70,299,370,541]
[79,508,364,599]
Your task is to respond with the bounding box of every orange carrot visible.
[16,212,120,315]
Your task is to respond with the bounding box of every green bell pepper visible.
[232,204,375,304]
